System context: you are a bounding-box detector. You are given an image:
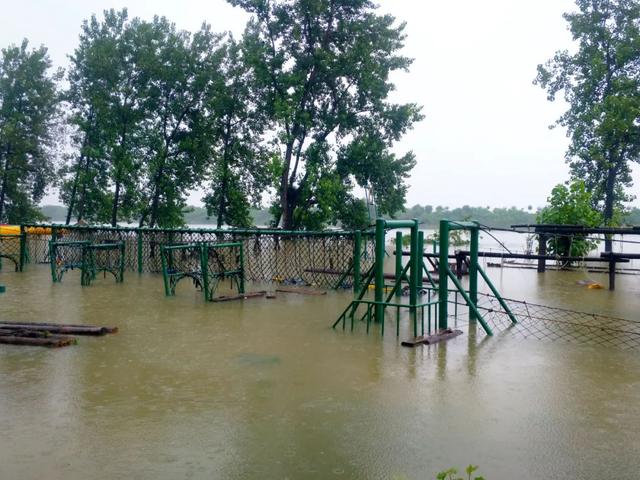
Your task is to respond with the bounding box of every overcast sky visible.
[3,0,636,210]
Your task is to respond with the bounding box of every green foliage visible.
[537,180,602,258]
[535,0,640,225]
[0,40,61,224]
[232,0,423,229]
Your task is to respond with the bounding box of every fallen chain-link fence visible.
[449,291,640,350]
[20,225,375,289]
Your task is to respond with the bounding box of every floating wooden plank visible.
[304,268,438,283]
[0,321,117,335]
[401,329,463,347]
[0,329,77,348]
[276,287,327,296]
[211,291,267,302]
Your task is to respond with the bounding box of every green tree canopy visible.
[535,0,640,236]
[537,180,602,257]
[231,0,423,230]
[0,40,61,223]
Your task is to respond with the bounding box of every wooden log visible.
[0,331,77,348]
[0,321,117,335]
[211,291,267,302]
[401,329,463,347]
[276,287,327,296]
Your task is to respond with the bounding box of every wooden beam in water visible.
[0,321,117,335]
[211,291,267,302]
[0,329,77,348]
[401,329,463,347]
[276,287,327,296]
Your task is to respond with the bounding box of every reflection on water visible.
[1,265,639,480]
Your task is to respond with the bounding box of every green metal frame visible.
[332,218,433,337]
[81,242,126,286]
[49,240,91,283]
[0,233,26,272]
[438,220,517,336]
[161,242,245,301]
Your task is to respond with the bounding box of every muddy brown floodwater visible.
[1,259,639,479]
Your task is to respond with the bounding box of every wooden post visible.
[608,254,616,291]
[537,234,547,273]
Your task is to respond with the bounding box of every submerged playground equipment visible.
[333,219,517,339]
[3,221,640,349]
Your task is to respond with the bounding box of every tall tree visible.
[63,9,145,226]
[0,40,60,223]
[202,37,271,228]
[135,18,225,228]
[536,0,640,244]
[230,0,422,230]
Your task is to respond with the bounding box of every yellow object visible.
[0,225,52,235]
[587,283,603,289]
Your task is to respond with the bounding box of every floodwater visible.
[1,237,640,479]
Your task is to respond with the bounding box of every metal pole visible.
[395,231,403,297]
[137,230,143,274]
[160,246,170,296]
[374,218,386,323]
[438,220,449,330]
[417,230,424,289]
[537,233,547,273]
[201,244,210,301]
[469,225,479,321]
[410,220,419,337]
[238,243,245,294]
[19,225,25,272]
[353,231,361,295]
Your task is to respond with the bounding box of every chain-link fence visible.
[449,292,640,350]
[21,225,375,289]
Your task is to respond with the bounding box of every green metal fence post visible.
[353,231,361,295]
[19,225,25,272]
[374,218,386,323]
[160,246,171,296]
[238,243,245,294]
[469,224,479,321]
[137,230,143,274]
[438,220,450,330]
[119,242,125,282]
[417,230,425,290]
[395,231,403,297]
[201,244,210,301]
[409,220,419,337]
[49,241,57,282]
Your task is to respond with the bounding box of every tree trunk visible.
[0,146,11,222]
[279,142,295,229]
[111,179,121,227]
[603,165,617,252]
[65,156,83,225]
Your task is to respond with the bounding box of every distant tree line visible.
[0,1,422,229]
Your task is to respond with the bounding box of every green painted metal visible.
[353,231,362,294]
[445,267,493,335]
[0,234,26,272]
[49,240,91,283]
[81,242,126,286]
[469,226,479,320]
[374,219,386,322]
[438,220,450,330]
[395,231,403,297]
[161,241,245,301]
[477,266,517,324]
[417,231,424,289]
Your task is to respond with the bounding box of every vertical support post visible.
[374,218,386,323]
[608,254,616,291]
[119,242,125,282]
[409,220,419,337]
[438,220,450,330]
[238,243,245,294]
[469,225,479,321]
[395,231,403,297]
[19,225,26,272]
[417,230,424,289]
[353,231,361,295]
[201,244,210,300]
[537,233,547,273]
[160,246,170,296]
[137,230,143,274]
[49,241,57,282]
